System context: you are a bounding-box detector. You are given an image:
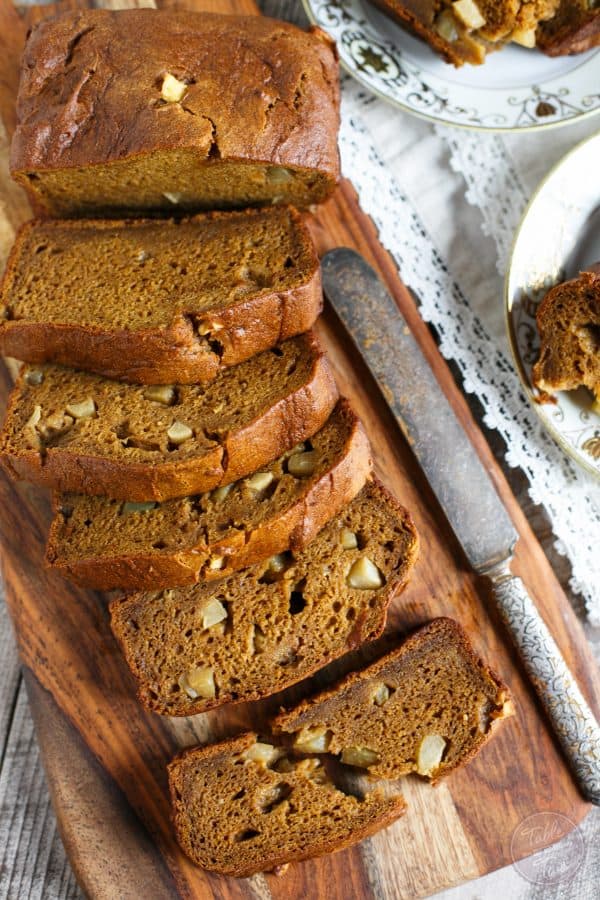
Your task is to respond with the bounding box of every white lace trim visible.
[441,131,527,276]
[338,84,600,624]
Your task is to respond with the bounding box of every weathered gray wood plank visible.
[0,584,20,765]
[0,681,82,900]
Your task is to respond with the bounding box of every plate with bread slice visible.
[303,0,600,131]
[506,130,600,478]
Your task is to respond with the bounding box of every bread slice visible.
[46,401,372,591]
[272,618,513,783]
[109,480,418,715]
[537,0,600,54]
[0,333,337,502]
[370,0,489,65]
[371,0,559,65]
[167,731,406,877]
[0,208,321,383]
[11,9,340,217]
[532,270,600,400]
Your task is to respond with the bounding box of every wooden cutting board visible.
[0,1,599,897]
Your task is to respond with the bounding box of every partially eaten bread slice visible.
[532,270,600,401]
[168,732,406,877]
[46,401,372,591]
[371,0,561,65]
[110,480,418,714]
[273,618,513,782]
[0,333,337,501]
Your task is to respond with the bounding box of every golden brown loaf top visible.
[109,480,419,715]
[46,401,372,591]
[532,270,600,400]
[0,333,337,502]
[537,0,600,55]
[273,618,513,782]
[372,0,560,65]
[168,731,406,877]
[0,208,322,383]
[10,9,340,216]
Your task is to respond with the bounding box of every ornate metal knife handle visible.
[485,559,600,806]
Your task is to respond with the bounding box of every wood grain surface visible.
[0,0,599,897]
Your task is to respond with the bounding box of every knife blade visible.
[322,247,600,805]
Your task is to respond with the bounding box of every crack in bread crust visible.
[10,9,340,216]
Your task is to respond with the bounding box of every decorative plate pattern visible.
[505,132,600,480]
[303,0,600,132]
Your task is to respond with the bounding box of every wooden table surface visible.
[0,2,599,899]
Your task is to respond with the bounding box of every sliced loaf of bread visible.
[273,618,513,783]
[0,333,337,501]
[168,732,406,877]
[109,480,418,715]
[532,270,600,400]
[0,208,321,383]
[46,401,371,590]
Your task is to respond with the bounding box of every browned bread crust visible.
[272,617,513,783]
[109,479,419,715]
[45,401,372,591]
[532,270,600,398]
[0,333,337,501]
[0,208,322,383]
[537,1,600,54]
[167,731,406,876]
[10,9,340,216]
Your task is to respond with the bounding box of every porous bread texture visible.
[537,0,600,55]
[46,401,372,591]
[110,480,419,715]
[0,208,322,383]
[273,618,513,783]
[371,0,560,65]
[18,156,337,220]
[10,9,340,217]
[0,333,337,501]
[168,731,406,877]
[532,271,600,400]
[506,0,561,40]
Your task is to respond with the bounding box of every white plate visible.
[505,131,600,480]
[303,0,600,132]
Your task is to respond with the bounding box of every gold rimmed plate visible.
[505,131,600,479]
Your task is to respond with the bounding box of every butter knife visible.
[322,247,600,806]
